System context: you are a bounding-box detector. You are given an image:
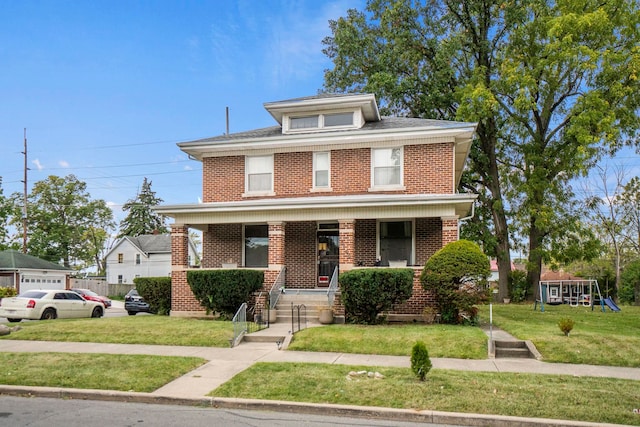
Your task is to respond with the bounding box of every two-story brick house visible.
[157,93,477,319]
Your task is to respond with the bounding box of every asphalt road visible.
[0,396,463,427]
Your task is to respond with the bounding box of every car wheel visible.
[7,318,21,323]
[41,308,57,320]
[91,306,103,318]
[127,311,137,316]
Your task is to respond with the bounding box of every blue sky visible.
[0,0,363,222]
[1,0,637,229]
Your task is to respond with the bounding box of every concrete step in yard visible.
[493,340,534,359]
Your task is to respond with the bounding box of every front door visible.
[317,227,339,288]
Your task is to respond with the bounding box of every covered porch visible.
[158,193,476,318]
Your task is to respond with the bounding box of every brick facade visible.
[164,95,475,319]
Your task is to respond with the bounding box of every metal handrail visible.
[230,302,247,348]
[327,266,339,307]
[269,267,286,310]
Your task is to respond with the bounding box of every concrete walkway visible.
[0,322,638,427]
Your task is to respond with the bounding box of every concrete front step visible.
[493,340,535,359]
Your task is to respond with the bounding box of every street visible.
[0,396,462,427]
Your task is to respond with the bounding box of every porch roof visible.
[156,193,477,229]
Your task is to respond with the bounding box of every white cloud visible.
[59,160,70,168]
[32,159,44,170]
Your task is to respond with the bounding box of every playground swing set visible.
[534,279,621,313]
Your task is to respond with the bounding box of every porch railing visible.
[230,302,247,348]
[327,266,339,307]
[269,267,286,310]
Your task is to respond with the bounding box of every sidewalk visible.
[0,323,638,427]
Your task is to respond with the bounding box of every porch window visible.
[313,151,330,188]
[372,147,402,187]
[379,220,412,266]
[244,224,268,267]
[246,155,273,193]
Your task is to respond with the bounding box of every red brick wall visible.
[268,222,285,266]
[390,269,437,314]
[201,143,454,202]
[202,156,244,202]
[274,152,313,196]
[355,219,377,267]
[284,221,316,288]
[404,143,453,194]
[415,218,443,265]
[331,148,371,194]
[202,224,242,268]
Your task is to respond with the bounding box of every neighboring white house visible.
[106,235,199,285]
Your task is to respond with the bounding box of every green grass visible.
[288,324,487,359]
[212,362,640,426]
[1,316,234,347]
[0,352,205,392]
[478,303,640,367]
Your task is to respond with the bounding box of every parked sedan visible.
[124,289,151,315]
[0,290,104,322]
[71,288,112,308]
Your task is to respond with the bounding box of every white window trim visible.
[369,146,405,191]
[283,109,363,134]
[243,155,275,197]
[376,219,415,266]
[312,151,332,191]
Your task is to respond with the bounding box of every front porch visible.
[169,215,461,320]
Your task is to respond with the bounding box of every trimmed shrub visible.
[339,268,413,324]
[411,341,432,381]
[134,277,171,315]
[0,287,17,298]
[558,317,575,336]
[187,269,263,319]
[421,240,490,324]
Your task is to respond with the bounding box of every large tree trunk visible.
[527,217,545,295]
[475,119,511,301]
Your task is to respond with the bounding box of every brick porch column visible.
[441,217,459,245]
[268,221,285,270]
[339,219,355,271]
[171,224,202,316]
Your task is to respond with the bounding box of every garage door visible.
[20,274,66,292]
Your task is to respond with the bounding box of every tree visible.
[619,259,640,305]
[323,0,518,300]
[118,178,168,237]
[11,175,114,269]
[420,240,489,324]
[619,177,640,253]
[323,0,640,294]
[0,178,19,251]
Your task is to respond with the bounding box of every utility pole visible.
[21,128,28,253]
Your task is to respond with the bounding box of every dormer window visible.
[286,111,357,133]
[291,115,319,130]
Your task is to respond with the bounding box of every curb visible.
[0,385,627,427]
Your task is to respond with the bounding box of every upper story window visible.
[324,112,353,127]
[371,147,403,188]
[245,155,274,194]
[118,253,124,263]
[291,115,319,129]
[135,254,141,265]
[313,152,330,189]
[286,111,356,133]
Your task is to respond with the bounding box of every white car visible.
[0,289,104,322]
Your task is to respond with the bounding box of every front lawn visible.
[212,362,640,426]
[478,303,640,367]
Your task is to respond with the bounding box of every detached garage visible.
[0,250,71,293]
